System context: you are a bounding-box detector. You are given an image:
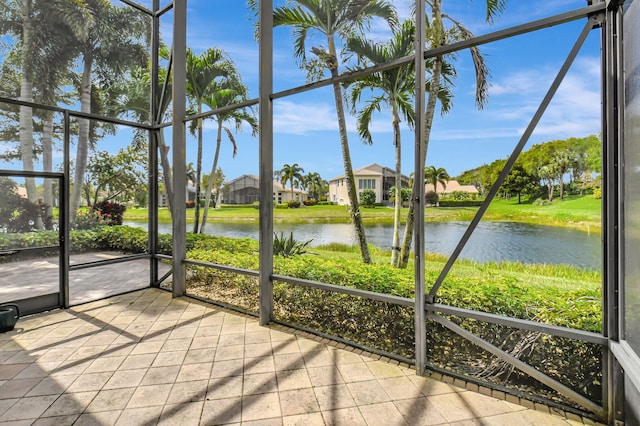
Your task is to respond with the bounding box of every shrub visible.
[186,200,196,208]
[252,201,260,209]
[303,199,317,206]
[92,201,126,225]
[425,190,439,205]
[72,209,110,230]
[359,189,376,206]
[287,200,301,208]
[534,198,551,206]
[275,203,289,209]
[593,188,602,199]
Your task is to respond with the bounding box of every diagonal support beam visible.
[429,313,604,416]
[427,15,600,303]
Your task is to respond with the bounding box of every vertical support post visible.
[61,111,71,309]
[149,0,160,287]
[171,0,187,297]
[414,0,427,376]
[259,0,274,325]
[602,2,623,423]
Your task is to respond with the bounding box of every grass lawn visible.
[123,194,602,231]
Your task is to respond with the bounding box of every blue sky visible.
[160,0,601,184]
[2,0,602,185]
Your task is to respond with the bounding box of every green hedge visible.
[438,200,484,207]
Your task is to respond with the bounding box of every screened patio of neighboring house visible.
[0,0,639,425]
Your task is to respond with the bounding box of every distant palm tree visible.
[264,0,398,264]
[302,172,325,200]
[277,163,305,202]
[424,165,450,194]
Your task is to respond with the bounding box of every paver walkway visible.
[0,288,592,425]
[0,252,170,305]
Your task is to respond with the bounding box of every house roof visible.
[329,163,407,182]
[226,174,307,194]
[425,180,479,194]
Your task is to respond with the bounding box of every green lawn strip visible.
[123,195,601,231]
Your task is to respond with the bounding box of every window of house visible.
[359,179,375,190]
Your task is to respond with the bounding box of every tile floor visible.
[0,288,596,425]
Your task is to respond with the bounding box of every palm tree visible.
[302,172,324,200]
[186,47,234,233]
[269,0,398,264]
[70,0,149,222]
[347,19,452,266]
[424,165,450,194]
[1,0,91,226]
[277,163,305,202]
[397,0,505,268]
[200,74,257,233]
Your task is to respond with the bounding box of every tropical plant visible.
[69,0,149,222]
[277,163,305,202]
[262,0,398,264]
[200,72,257,233]
[273,232,312,258]
[186,47,235,233]
[397,0,505,268]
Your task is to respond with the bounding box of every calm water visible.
[125,220,601,269]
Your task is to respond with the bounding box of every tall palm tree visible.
[200,74,257,233]
[347,19,453,266]
[397,0,505,268]
[186,47,234,233]
[269,0,398,264]
[277,163,305,202]
[424,165,450,194]
[70,0,149,221]
[0,0,91,225]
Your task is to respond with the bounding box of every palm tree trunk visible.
[193,113,203,233]
[391,109,402,266]
[398,3,444,268]
[200,121,223,233]
[42,114,54,229]
[70,51,93,222]
[19,1,37,203]
[157,131,174,215]
[328,38,370,264]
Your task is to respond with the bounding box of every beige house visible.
[222,174,307,205]
[328,163,409,206]
[425,180,479,195]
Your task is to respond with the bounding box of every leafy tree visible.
[398,0,505,268]
[538,163,558,202]
[502,163,537,204]
[277,163,305,201]
[261,0,398,264]
[84,146,146,207]
[186,47,235,233]
[200,72,257,233]
[0,176,46,232]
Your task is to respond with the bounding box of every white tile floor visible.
[0,288,598,425]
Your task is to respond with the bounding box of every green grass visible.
[123,194,602,231]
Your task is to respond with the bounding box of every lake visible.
[125,220,602,269]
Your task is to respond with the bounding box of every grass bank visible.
[124,195,602,231]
